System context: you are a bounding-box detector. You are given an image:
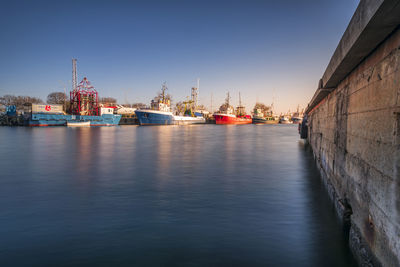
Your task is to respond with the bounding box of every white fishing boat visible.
[279,116,292,124]
[67,121,91,127]
[173,115,206,125]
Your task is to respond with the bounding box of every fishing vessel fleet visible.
[1,60,304,127]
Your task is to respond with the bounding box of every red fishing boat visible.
[214,113,252,124]
[214,92,252,125]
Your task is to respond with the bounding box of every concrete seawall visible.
[305,0,400,266]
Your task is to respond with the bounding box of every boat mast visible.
[161,82,167,103]
[210,92,213,113]
[196,78,200,108]
[226,92,230,106]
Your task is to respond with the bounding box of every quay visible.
[303,0,400,266]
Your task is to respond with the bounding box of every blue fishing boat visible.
[135,83,175,125]
[135,109,174,125]
[135,83,206,126]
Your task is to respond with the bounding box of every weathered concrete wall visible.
[308,25,400,266]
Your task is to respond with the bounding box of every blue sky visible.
[0,0,359,113]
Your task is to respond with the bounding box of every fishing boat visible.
[173,115,205,125]
[173,86,206,125]
[135,84,174,125]
[291,116,302,124]
[290,105,303,124]
[252,108,266,124]
[264,116,279,124]
[279,116,292,124]
[135,83,206,126]
[28,112,121,126]
[251,103,278,124]
[28,77,121,127]
[214,92,252,125]
[253,115,278,124]
[67,121,90,127]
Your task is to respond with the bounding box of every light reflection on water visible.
[0,125,356,266]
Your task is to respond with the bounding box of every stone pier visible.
[305,0,400,266]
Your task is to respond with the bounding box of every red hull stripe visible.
[214,114,252,125]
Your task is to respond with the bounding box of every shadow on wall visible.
[395,112,400,218]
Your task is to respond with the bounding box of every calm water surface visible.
[0,125,356,266]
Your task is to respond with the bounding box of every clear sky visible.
[0,0,359,114]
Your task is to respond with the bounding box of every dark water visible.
[0,125,356,267]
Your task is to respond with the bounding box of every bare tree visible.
[0,95,16,106]
[0,95,43,109]
[47,92,67,104]
[99,97,117,105]
[131,103,147,109]
[253,102,272,116]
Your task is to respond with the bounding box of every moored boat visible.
[135,84,174,126]
[252,107,266,124]
[67,121,90,127]
[214,92,252,125]
[28,109,122,126]
[264,116,279,124]
[135,83,206,126]
[291,116,302,124]
[251,103,278,124]
[214,113,252,124]
[290,106,303,124]
[173,116,205,125]
[135,109,174,125]
[27,76,122,127]
[252,116,278,124]
[279,116,292,124]
[252,116,267,124]
[173,86,206,125]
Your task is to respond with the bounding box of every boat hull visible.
[252,117,278,124]
[28,113,121,126]
[135,110,206,125]
[173,116,206,125]
[135,110,174,125]
[214,114,252,125]
[291,118,302,124]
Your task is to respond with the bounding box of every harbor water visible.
[0,125,356,266]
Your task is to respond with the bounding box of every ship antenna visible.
[72,58,77,91]
[197,78,200,108]
[162,82,167,102]
[210,92,213,113]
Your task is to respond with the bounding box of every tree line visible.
[1,92,146,110]
[0,95,43,109]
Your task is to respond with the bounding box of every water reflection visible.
[155,126,173,180]
[0,125,356,266]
